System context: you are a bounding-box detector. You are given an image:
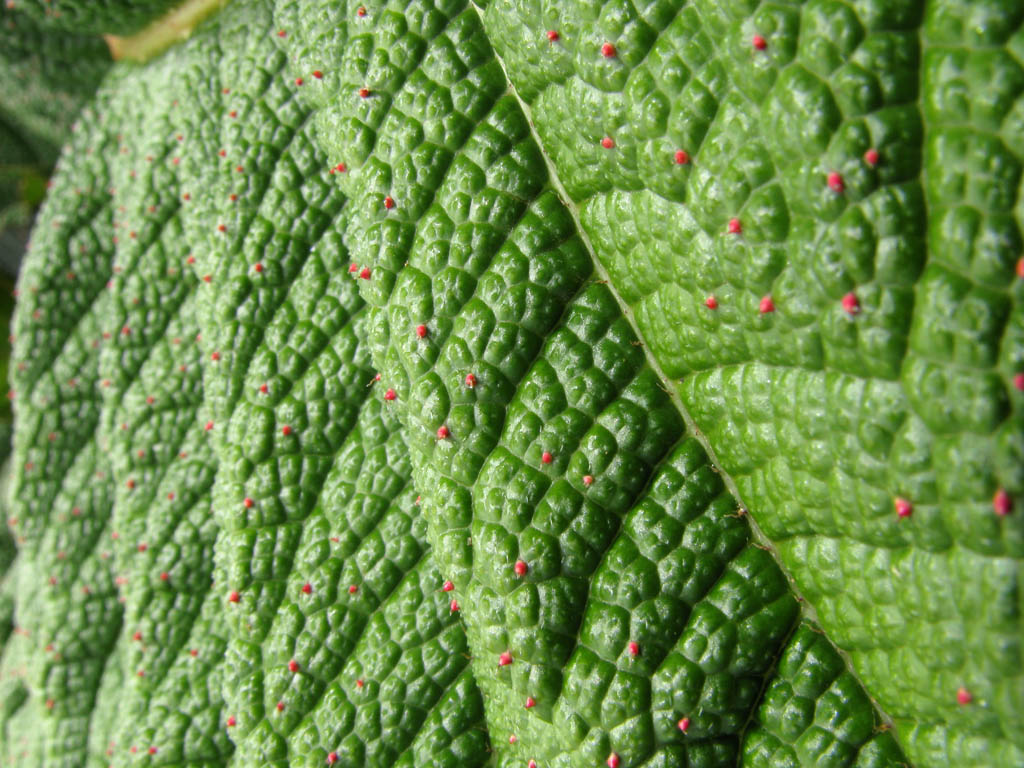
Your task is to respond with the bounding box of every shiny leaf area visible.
[2,0,1015,767]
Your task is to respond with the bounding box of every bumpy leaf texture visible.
[3,0,1020,767]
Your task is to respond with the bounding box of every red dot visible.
[628,641,640,657]
[705,295,718,309]
[288,659,300,673]
[607,754,620,768]
[827,171,845,193]
[384,388,396,401]
[336,162,347,173]
[442,580,454,592]
[993,488,1012,517]
[360,267,372,280]
[137,543,148,552]
[894,497,912,519]
[601,136,615,149]
[211,351,220,361]
[415,324,428,338]
[301,583,312,594]
[752,34,767,50]
[541,451,553,464]
[205,421,214,431]
[1017,258,1024,279]
[759,295,775,314]
[450,598,459,612]
[727,217,742,234]
[359,87,371,98]
[383,196,395,209]
[498,652,513,666]
[678,716,690,732]
[349,263,358,273]
[276,701,285,711]
[465,373,477,388]
[1013,373,1024,391]
[957,687,973,705]
[226,716,236,727]
[313,70,323,79]
[509,735,517,744]
[601,42,616,58]
[547,30,559,41]
[583,475,594,487]
[282,425,292,436]
[841,292,859,315]
[253,263,263,273]
[148,747,158,755]
[277,29,286,37]
[356,6,366,15]
[437,425,450,439]
[864,147,880,166]
[349,584,358,594]
[228,590,240,603]
[674,149,689,165]
[327,752,338,765]
[355,678,364,688]
[514,560,528,577]
[524,696,536,709]
[260,383,269,394]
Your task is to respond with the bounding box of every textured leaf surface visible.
[6,0,181,36]
[5,0,1017,766]
[481,0,1024,764]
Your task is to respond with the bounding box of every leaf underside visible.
[3,1,1020,767]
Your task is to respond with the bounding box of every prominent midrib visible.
[470,0,905,742]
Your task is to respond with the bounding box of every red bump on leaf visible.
[583,474,594,487]
[253,263,263,273]
[524,696,536,709]
[759,295,775,314]
[282,425,293,436]
[313,70,323,79]
[384,388,396,401]
[442,580,454,592]
[864,147,880,166]
[1016,257,1024,278]
[705,295,718,309]
[601,42,616,58]
[727,217,742,234]
[752,34,767,50]
[607,754,620,768]
[498,652,513,667]
[295,77,304,86]
[349,584,358,594]
[383,196,395,209]
[601,136,615,149]
[541,451,553,464]
[357,5,366,15]
[437,425,450,439]
[228,590,240,603]
[628,641,640,657]
[528,761,537,768]
[301,583,312,594]
[358,87,370,98]
[277,29,286,37]
[465,373,477,388]
[674,149,689,165]
[415,324,428,338]
[260,383,269,394]
[678,716,690,733]
[827,171,845,193]
[841,292,860,315]
[327,753,338,765]
[349,263,358,273]
[205,421,214,431]
[1013,373,1024,391]
[148,747,158,755]
[226,716,236,727]
[355,678,364,688]
[211,351,220,361]
[894,497,912,519]
[994,488,1012,517]
[957,687,973,705]
[288,659,300,673]
[450,598,460,612]
[137,543,147,552]
[359,267,372,280]
[514,559,528,577]
[276,701,285,711]
[547,30,559,41]
[509,734,518,744]
[244,497,254,508]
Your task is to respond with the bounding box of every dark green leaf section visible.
[0,5,111,163]
[7,0,181,36]
[744,623,907,768]
[483,0,1023,764]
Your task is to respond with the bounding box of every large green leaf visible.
[4,0,1019,766]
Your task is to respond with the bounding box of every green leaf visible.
[479,0,1024,764]
[5,0,1018,766]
